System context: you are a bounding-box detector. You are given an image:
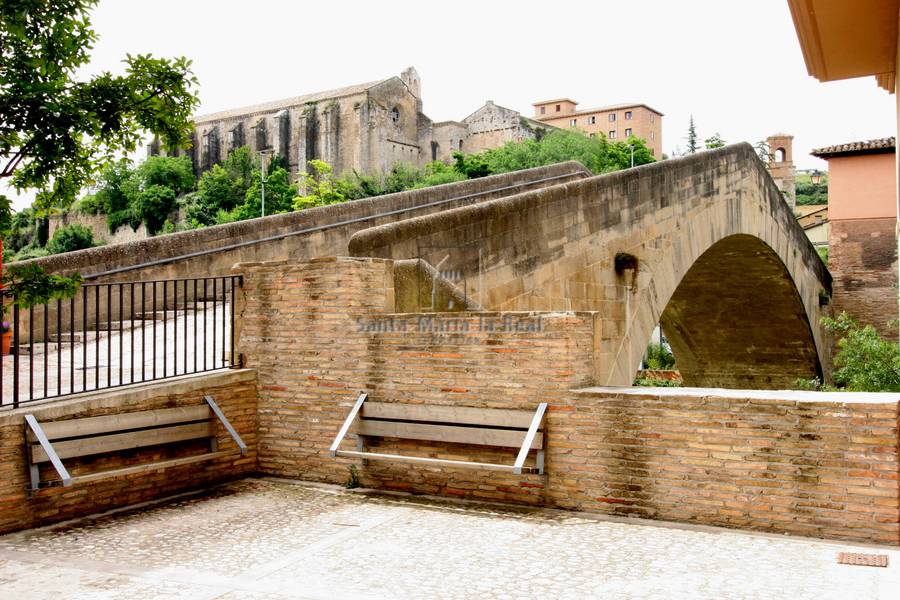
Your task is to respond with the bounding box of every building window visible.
[540,106,546,115]
[459,140,463,151]
[555,104,561,112]
[650,114,655,123]
[625,128,632,137]
[570,118,577,127]
[650,131,655,140]
[608,113,616,122]
[390,106,400,124]
[608,130,616,139]
[625,111,632,120]
[589,133,595,138]
[588,116,596,125]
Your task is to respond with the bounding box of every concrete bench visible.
[24,395,246,491]
[330,393,547,474]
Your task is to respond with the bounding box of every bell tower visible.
[766,133,796,208]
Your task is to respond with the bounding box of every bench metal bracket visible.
[514,402,547,475]
[330,392,368,457]
[24,414,71,490]
[204,395,248,455]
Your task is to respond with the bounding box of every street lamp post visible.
[810,169,823,185]
[259,149,272,218]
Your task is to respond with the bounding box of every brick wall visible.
[829,217,899,339]
[239,257,900,544]
[238,257,598,502]
[561,388,899,545]
[0,370,257,535]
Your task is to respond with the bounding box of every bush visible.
[644,342,676,369]
[13,246,50,261]
[822,312,900,392]
[45,224,99,255]
[292,160,348,211]
[134,185,177,235]
[633,376,682,387]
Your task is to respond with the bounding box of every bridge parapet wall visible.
[348,144,834,388]
[11,161,589,346]
[237,257,898,545]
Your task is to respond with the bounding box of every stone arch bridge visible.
[348,143,832,389]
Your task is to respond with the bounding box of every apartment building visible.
[532,98,663,156]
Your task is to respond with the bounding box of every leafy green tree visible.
[0,0,199,211]
[754,140,772,163]
[795,171,828,205]
[452,152,492,178]
[135,155,194,195]
[383,163,426,194]
[643,342,676,369]
[134,185,177,234]
[412,161,467,188]
[685,116,699,154]
[1,263,82,311]
[45,223,98,254]
[704,133,726,149]
[292,160,348,211]
[481,129,655,175]
[186,146,255,226]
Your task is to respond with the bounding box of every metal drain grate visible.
[838,552,889,568]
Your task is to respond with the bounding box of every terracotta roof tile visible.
[811,137,895,158]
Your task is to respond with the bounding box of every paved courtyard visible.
[0,478,898,599]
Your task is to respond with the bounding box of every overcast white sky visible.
[5,0,897,210]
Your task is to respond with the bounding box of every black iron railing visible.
[1,275,242,408]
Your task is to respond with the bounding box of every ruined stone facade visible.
[154,68,553,180]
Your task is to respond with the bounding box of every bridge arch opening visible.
[654,234,822,389]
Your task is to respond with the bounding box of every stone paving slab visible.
[0,478,898,599]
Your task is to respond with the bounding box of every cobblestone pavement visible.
[0,478,898,599]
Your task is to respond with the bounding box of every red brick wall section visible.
[0,370,258,535]
[238,257,598,503]
[562,389,900,545]
[239,257,900,544]
[829,217,899,339]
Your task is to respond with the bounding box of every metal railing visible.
[1,275,242,408]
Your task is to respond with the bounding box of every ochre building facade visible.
[532,98,663,157]
[812,137,898,339]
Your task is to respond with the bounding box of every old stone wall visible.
[0,370,258,535]
[461,101,551,154]
[237,257,899,545]
[48,211,153,246]
[829,217,899,339]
